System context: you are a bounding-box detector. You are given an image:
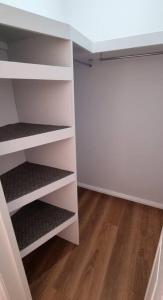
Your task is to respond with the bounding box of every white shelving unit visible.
[0,24,79,265]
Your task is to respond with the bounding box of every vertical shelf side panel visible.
[0,182,32,300]
[57,41,79,245]
[0,79,18,127]
[58,220,79,245]
[42,182,79,245]
[25,138,77,171]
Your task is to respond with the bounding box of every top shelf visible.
[0,61,73,80]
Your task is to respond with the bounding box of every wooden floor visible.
[23,188,163,300]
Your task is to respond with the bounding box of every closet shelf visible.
[11,200,76,258]
[0,122,74,156]
[0,61,73,80]
[1,162,75,213]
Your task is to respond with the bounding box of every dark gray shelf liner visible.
[0,122,69,142]
[12,200,75,250]
[1,162,73,203]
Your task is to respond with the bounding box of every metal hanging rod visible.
[99,51,163,61]
[74,59,92,67]
[75,51,163,67]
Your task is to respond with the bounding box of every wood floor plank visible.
[99,201,141,300]
[128,204,163,300]
[73,222,117,300]
[53,193,111,299]
[101,195,127,226]
[39,287,71,300]
[23,188,163,300]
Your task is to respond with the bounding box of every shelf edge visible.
[8,173,76,213]
[0,127,74,156]
[21,213,77,258]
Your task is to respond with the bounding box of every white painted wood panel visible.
[42,181,79,245]
[0,58,26,174]
[42,181,78,212]
[8,173,76,213]
[0,79,18,126]
[0,152,25,175]
[13,80,74,126]
[0,127,74,156]
[151,230,163,300]
[8,37,72,67]
[0,61,73,80]
[21,213,77,258]
[26,138,77,172]
[0,184,32,300]
[145,229,163,300]
[0,274,11,300]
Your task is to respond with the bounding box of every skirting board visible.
[78,182,163,210]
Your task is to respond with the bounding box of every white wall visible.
[75,55,163,206]
[1,0,163,41]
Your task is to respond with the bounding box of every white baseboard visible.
[78,182,163,210]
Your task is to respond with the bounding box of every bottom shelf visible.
[11,200,76,258]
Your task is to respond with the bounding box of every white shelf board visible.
[20,213,77,258]
[0,127,74,156]
[0,61,73,80]
[1,3,163,54]
[8,173,76,213]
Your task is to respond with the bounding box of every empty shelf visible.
[1,162,75,213]
[11,200,76,257]
[0,122,74,155]
[0,123,69,142]
[0,61,73,80]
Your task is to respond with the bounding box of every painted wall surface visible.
[0,0,163,41]
[74,55,163,204]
